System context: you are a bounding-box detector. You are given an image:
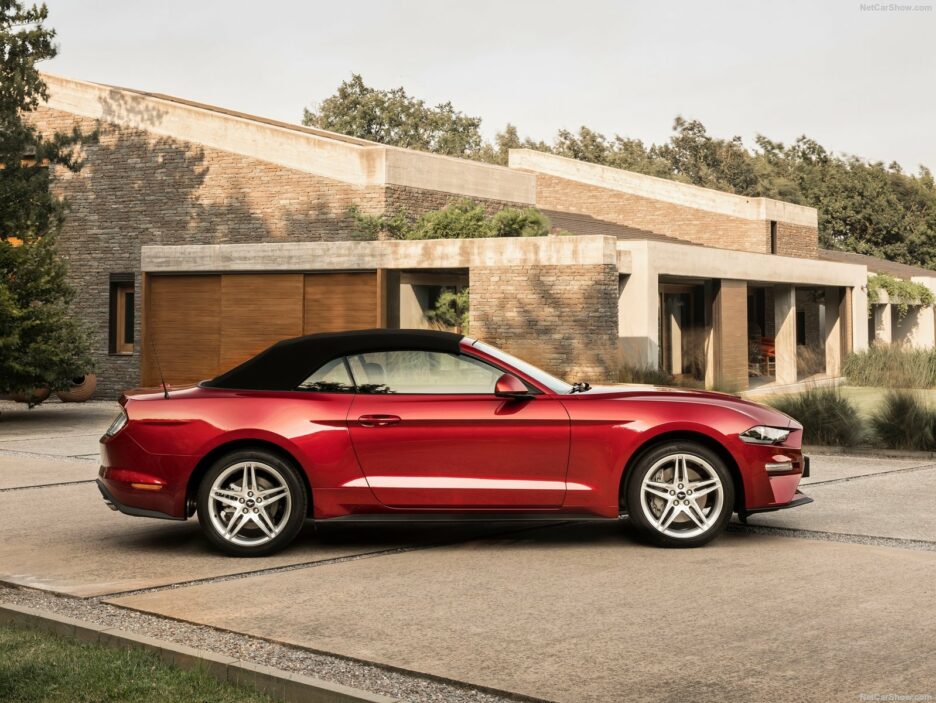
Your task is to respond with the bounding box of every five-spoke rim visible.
[639,453,724,539]
[207,461,292,547]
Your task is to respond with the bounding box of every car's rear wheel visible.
[625,441,734,547]
[196,449,307,557]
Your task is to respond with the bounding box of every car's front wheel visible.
[625,441,734,547]
[197,449,307,557]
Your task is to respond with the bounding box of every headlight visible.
[105,409,128,437]
[740,425,791,445]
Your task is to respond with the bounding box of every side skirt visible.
[315,512,626,524]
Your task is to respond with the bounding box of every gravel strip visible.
[0,584,544,703]
[729,523,936,551]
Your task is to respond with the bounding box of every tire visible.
[196,449,307,557]
[625,441,734,548]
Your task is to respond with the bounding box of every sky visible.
[40,0,936,172]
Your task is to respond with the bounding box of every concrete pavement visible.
[1,404,935,702]
[109,526,936,703]
[742,463,936,541]
[0,454,97,489]
[0,399,118,460]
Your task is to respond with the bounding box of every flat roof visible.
[510,149,818,228]
[819,249,936,280]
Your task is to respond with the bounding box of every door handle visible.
[357,414,401,428]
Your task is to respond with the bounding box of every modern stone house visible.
[29,74,936,398]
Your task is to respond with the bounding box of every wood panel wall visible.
[303,272,378,334]
[143,275,221,386]
[220,274,304,370]
[142,272,380,386]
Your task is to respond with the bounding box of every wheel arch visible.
[619,430,745,513]
[185,438,314,518]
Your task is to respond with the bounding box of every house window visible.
[770,221,778,254]
[109,274,135,354]
[796,309,806,346]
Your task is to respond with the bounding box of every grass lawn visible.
[0,624,275,703]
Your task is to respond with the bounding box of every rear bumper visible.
[96,479,185,521]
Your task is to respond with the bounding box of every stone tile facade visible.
[469,264,619,379]
[28,108,528,396]
[532,173,818,257]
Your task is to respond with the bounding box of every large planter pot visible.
[10,387,51,406]
[56,373,97,403]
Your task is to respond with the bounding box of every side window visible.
[298,357,355,393]
[347,351,504,394]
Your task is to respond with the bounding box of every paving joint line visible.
[0,479,97,493]
[0,448,97,462]
[0,432,103,443]
[805,462,936,486]
[90,520,570,602]
[729,523,936,551]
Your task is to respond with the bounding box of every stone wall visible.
[534,173,819,257]
[28,108,524,396]
[469,264,619,380]
[774,221,819,259]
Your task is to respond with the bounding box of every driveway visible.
[2,400,934,702]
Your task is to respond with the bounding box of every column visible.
[824,287,842,378]
[617,246,659,367]
[712,279,748,391]
[873,303,892,344]
[774,285,797,385]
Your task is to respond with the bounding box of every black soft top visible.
[202,329,464,391]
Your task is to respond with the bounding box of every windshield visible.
[471,340,574,394]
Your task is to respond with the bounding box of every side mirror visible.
[494,373,532,399]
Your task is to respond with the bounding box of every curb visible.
[804,445,936,461]
[0,604,402,703]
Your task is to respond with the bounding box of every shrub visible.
[766,386,862,446]
[843,345,936,389]
[613,363,674,386]
[347,199,551,240]
[426,287,469,332]
[869,390,936,450]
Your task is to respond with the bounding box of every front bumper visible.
[738,489,813,522]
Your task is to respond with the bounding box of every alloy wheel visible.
[639,453,725,539]
[206,461,293,547]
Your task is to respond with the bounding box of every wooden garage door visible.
[143,272,379,386]
[304,272,379,334]
[143,275,222,386]
[220,274,304,370]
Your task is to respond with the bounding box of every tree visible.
[303,74,485,159]
[307,76,936,271]
[0,1,93,396]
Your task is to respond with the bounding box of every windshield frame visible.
[468,340,574,395]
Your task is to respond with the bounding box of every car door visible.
[346,349,571,509]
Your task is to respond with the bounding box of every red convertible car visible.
[98,329,811,556]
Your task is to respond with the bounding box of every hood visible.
[576,384,800,429]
